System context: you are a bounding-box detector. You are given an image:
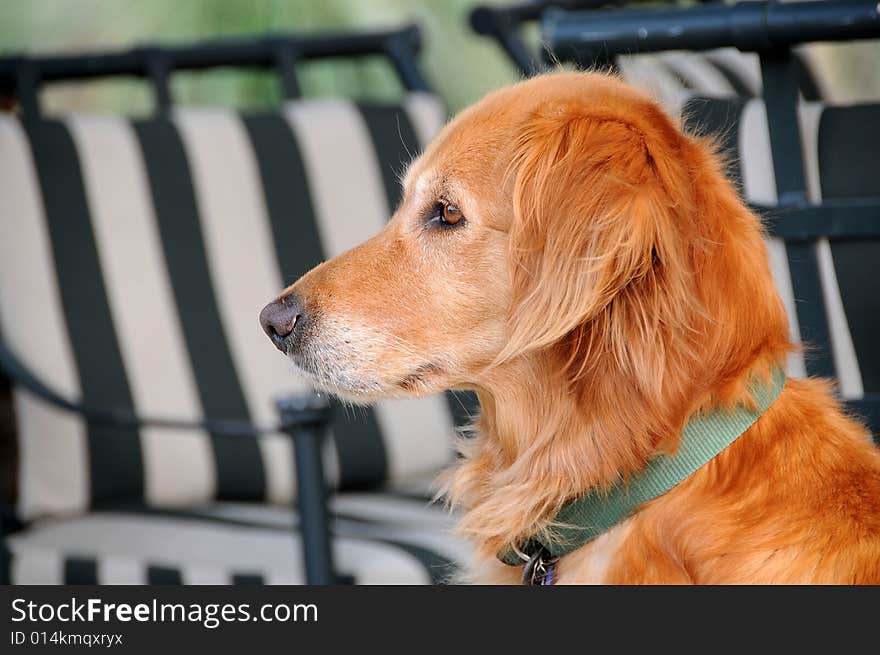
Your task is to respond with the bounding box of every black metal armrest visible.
[543,0,880,64]
[0,338,287,437]
[277,394,337,585]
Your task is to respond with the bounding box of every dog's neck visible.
[444,346,785,561]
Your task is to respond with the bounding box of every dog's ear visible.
[500,102,693,373]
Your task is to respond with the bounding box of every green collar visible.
[499,367,787,567]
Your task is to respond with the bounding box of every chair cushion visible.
[0,94,473,522]
[813,103,880,396]
[4,493,468,584]
[658,51,740,97]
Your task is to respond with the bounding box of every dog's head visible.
[260,72,788,404]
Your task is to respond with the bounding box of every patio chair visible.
[0,26,474,584]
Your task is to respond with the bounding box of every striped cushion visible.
[0,94,467,521]
[618,55,691,112]
[681,97,878,404]
[619,48,825,115]
[5,495,469,584]
[618,50,751,115]
[812,104,880,397]
[658,51,741,97]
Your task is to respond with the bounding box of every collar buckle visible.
[521,546,558,586]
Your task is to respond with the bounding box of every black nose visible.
[260,294,304,353]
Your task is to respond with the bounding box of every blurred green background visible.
[1,0,878,115]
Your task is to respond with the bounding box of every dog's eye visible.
[426,201,465,229]
[440,203,464,226]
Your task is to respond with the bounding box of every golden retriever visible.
[260,72,880,584]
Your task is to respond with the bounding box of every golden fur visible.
[267,72,880,583]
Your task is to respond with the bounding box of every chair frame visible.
[473,0,829,102]
[469,1,744,77]
[0,25,430,120]
[470,0,627,76]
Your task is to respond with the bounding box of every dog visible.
[260,72,880,584]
